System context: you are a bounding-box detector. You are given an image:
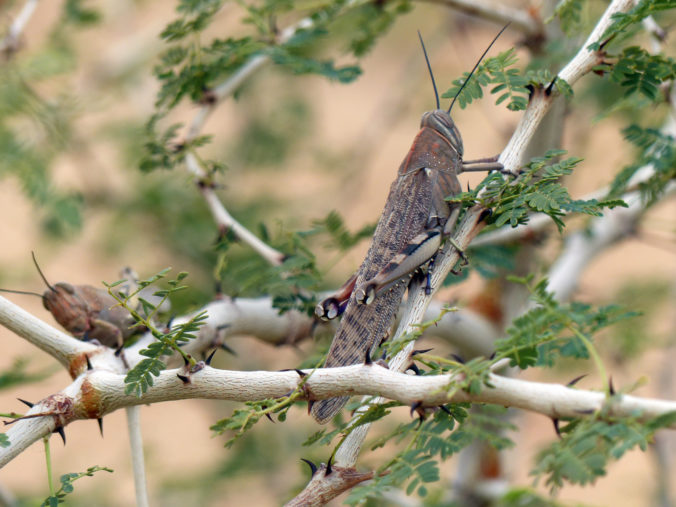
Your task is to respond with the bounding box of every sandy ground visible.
[0,1,675,505]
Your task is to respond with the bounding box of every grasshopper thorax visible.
[420,109,463,157]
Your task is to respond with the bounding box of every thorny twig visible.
[0,0,39,57]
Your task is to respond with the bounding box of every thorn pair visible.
[14,397,104,439]
[300,454,334,477]
[407,348,436,375]
[552,374,611,438]
[177,355,206,384]
[278,369,315,414]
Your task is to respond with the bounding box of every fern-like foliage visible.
[551,0,586,36]
[442,49,530,111]
[143,0,414,172]
[0,358,52,390]
[609,125,676,202]
[493,277,638,370]
[215,225,321,315]
[346,406,515,503]
[610,46,676,100]
[451,150,626,233]
[41,466,113,506]
[310,210,375,253]
[104,269,208,396]
[525,69,574,97]
[591,0,674,50]
[533,411,676,492]
[0,3,102,236]
[211,369,315,448]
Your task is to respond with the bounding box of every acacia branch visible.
[421,0,543,37]
[501,0,635,172]
[0,295,97,371]
[2,362,676,468]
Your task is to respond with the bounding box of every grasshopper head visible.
[421,109,463,157]
[43,283,89,336]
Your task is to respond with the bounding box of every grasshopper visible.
[311,30,506,424]
[0,253,135,349]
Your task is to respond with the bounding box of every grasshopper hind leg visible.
[311,396,350,425]
[315,272,358,321]
[355,228,443,305]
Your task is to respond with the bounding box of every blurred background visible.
[0,0,674,505]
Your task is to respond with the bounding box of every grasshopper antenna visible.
[0,288,44,298]
[449,23,510,114]
[417,30,440,110]
[31,251,56,292]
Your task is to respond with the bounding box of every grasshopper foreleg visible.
[442,205,469,269]
[462,155,506,175]
[424,254,436,295]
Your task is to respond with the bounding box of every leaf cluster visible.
[610,46,676,101]
[41,466,113,506]
[347,406,515,503]
[211,369,313,448]
[451,149,626,232]
[609,124,676,203]
[152,1,366,113]
[442,48,530,111]
[0,358,52,391]
[310,210,375,253]
[551,0,586,36]
[104,270,208,396]
[216,224,321,315]
[533,411,676,491]
[63,0,101,25]
[0,24,87,236]
[143,0,416,172]
[592,0,674,50]
[494,277,638,370]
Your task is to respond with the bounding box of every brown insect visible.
[311,29,506,423]
[0,252,135,349]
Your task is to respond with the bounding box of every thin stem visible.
[185,152,285,266]
[126,406,149,507]
[43,436,54,499]
[569,325,609,395]
[106,286,195,366]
